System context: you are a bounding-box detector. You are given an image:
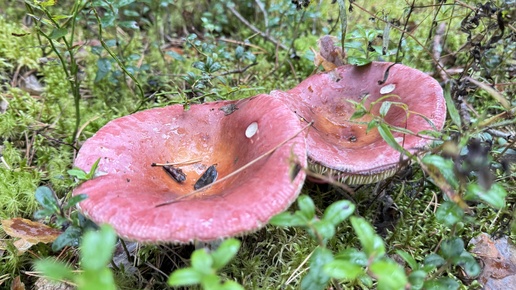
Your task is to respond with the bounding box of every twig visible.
[465,77,511,110]
[75,116,101,141]
[351,2,450,78]
[0,155,11,170]
[285,250,313,285]
[254,0,269,34]
[217,37,267,53]
[226,4,289,51]
[155,122,313,207]
[150,158,202,167]
[432,22,448,81]
[217,62,258,76]
[394,0,415,64]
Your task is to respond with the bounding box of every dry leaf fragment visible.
[469,233,516,289]
[11,276,26,290]
[1,218,61,245]
[312,35,346,71]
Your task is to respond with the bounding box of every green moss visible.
[0,17,41,70]
[0,88,42,140]
[0,143,40,220]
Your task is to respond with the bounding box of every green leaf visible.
[297,195,315,220]
[34,258,74,281]
[300,247,334,290]
[334,248,368,267]
[422,155,458,189]
[440,238,464,260]
[370,259,408,290]
[80,225,117,271]
[211,239,241,271]
[35,186,59,212]
[166,51,185,61]
[324,259,364,280]
[350,108,367,120]
[378,123,404,153]
[379,101,392,117]
[68,168,87,180]
[168,268,202,286]
[322,200,355,226]
[63,194,88,210]
[363,121,377,135]
[423,253,445,268]
[118,21,139,29]
[454,251,481,277]
[395,250,418,270]
[191,249,213,274]
[78,268,116,290]
[86,158,102,179]
[435,201,464,227]
[219,280,245,290]
[33,208,56,219]
[269,211,309,227]
[408,270,427,289]
[95,58,112,83]
[423,277,459,290]
[465,183,507,209]
[100,15,116,27]
[351,216,385,258]
[52,225,82,251]
[443,83,461,128]
[200,274,224,290]
[312,220,335,242]
[49,27,68,39]
[347,56,372,66]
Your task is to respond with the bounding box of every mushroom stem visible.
[155,121,314,207]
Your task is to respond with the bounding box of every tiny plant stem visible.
[394,0,415,64]
[156,122,313,206]
[351,2,449,76]
[120,239,133,263]
[90,4,146,110]
[35,2,84,145]
[337,0,347,50]
[309,224,325,246]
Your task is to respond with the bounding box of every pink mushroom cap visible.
[272,62,446,184]
[73,95,307,243]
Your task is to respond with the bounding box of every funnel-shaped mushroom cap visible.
[73,95,307,243]
[273,62,446,184]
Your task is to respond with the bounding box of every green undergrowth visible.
[1,0,515,289]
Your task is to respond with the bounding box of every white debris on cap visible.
[380,83,396,94]
[245,122,258,138]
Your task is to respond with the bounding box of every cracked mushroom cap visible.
[272,62,446,184]
[73,95,307,243]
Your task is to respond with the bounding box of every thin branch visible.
[226,4,289,51]
[254,0,269,34]
[217,62,257,76]
[351,2,450,78]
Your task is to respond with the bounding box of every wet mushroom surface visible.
[273,62,446,184]
[73,95,307,243]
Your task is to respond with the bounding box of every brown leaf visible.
[470,233,516,288]
[1,218,61,244]
[10,276,25,290]
[312,35,346,71]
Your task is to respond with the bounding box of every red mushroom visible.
[272,62,446,184]
[72,95,307,243]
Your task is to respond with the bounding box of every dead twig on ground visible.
[226,4,289,51]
